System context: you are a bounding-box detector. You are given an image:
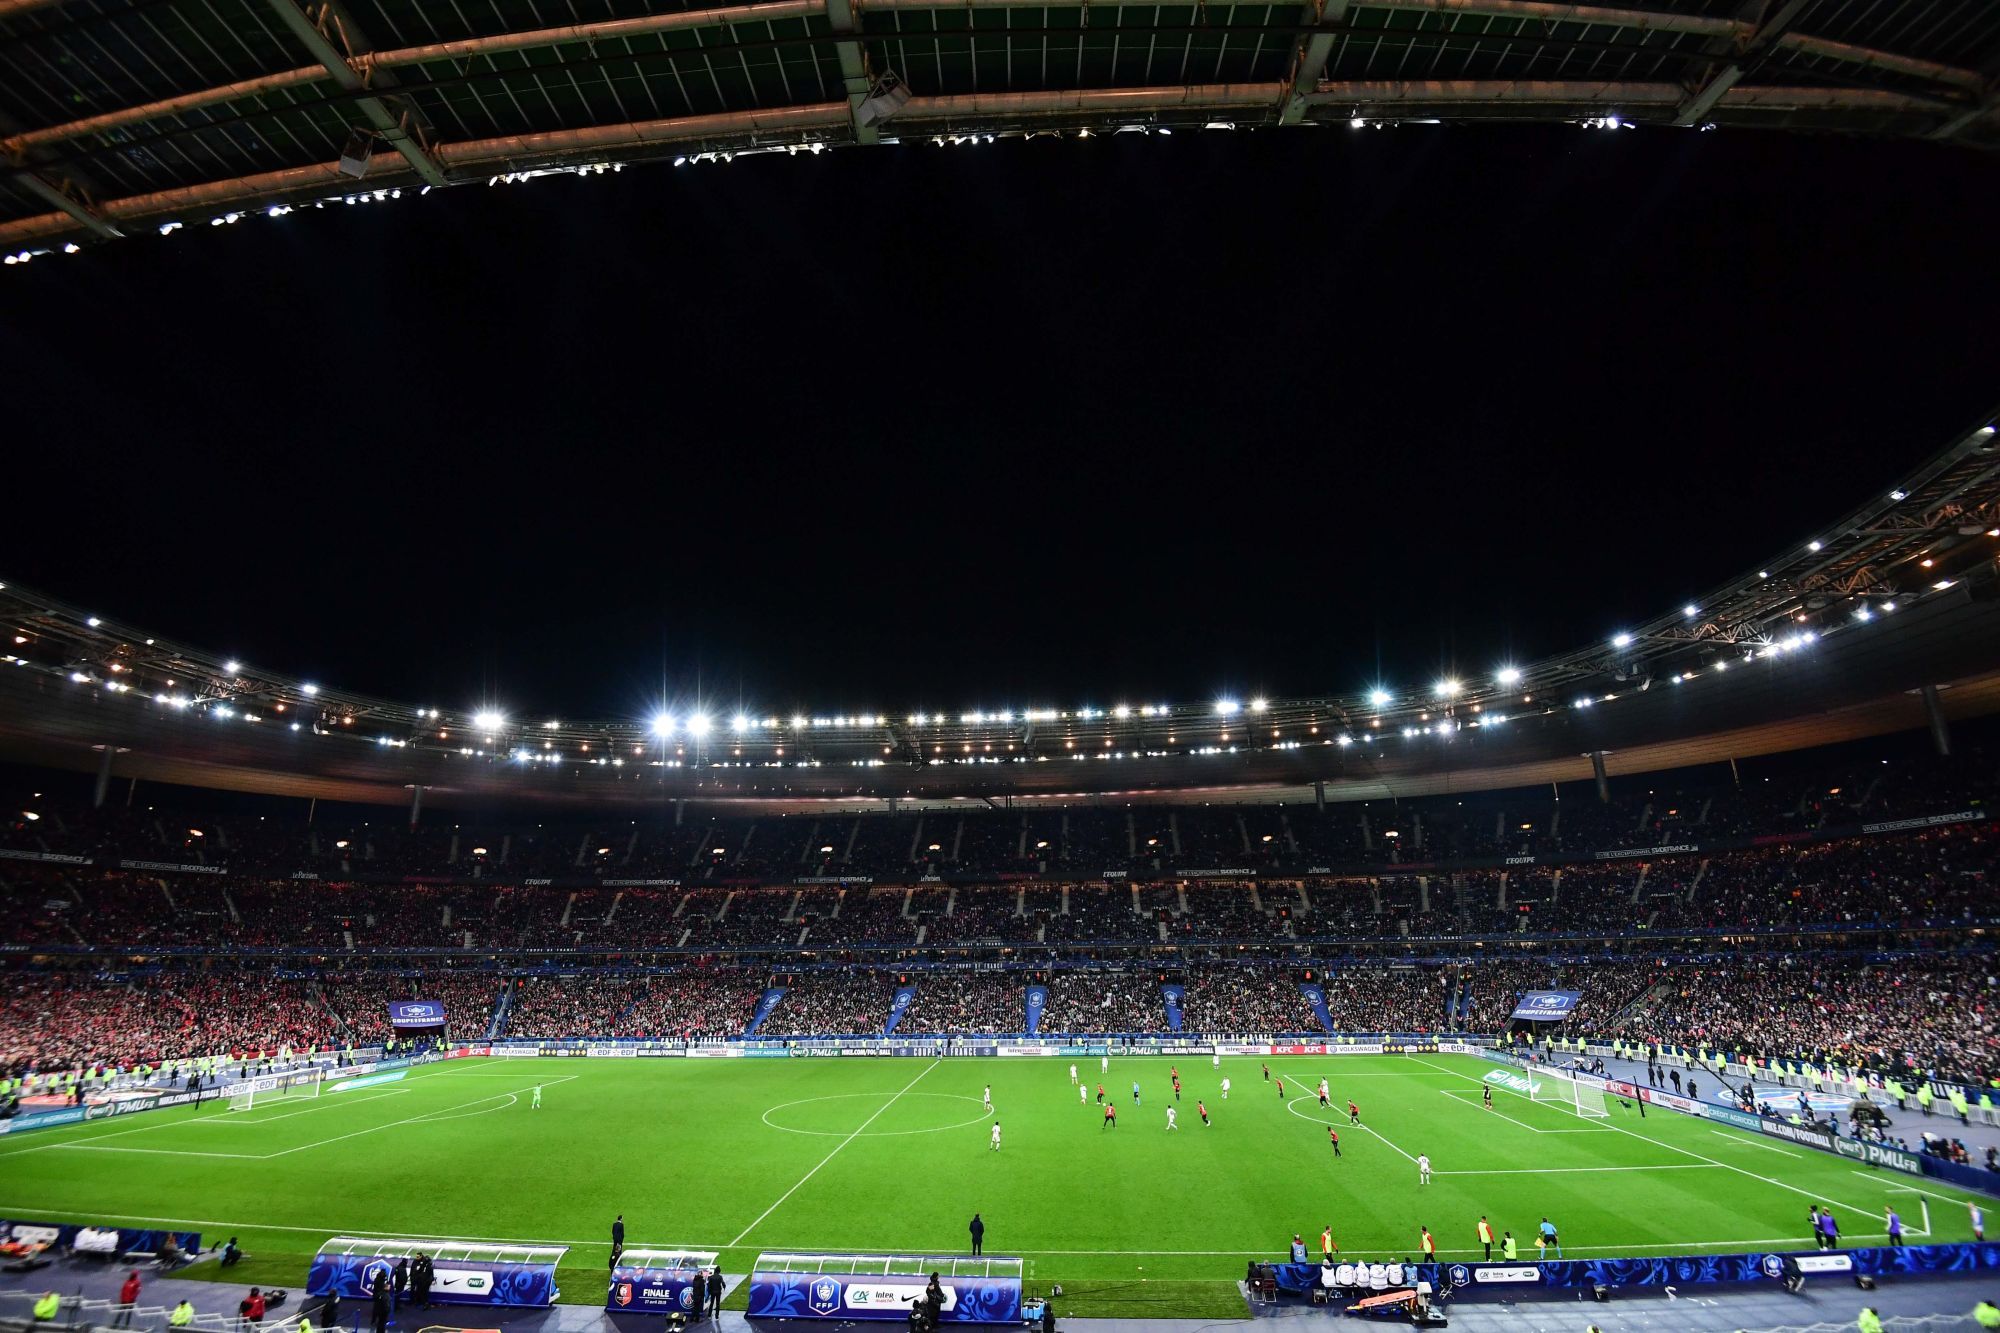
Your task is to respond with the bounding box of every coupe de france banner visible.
[388,1000,447,1026]
[1510,990,1583,1022]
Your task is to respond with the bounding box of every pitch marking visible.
[729,1059,940,1246]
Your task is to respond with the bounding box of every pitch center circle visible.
[761,1092,993,1137]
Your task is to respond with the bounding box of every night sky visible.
[3,125,1996,725]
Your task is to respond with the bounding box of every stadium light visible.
[1496,667,1522,686]
[650,714,675,738]
[473,710,504,732]
[1368,688,1392,708]
[1808,540,1823,552]
[1435,679,1461,698]
[224,659,242,674]
[687,714,713,738]
[1113,705,1130,719]
[1611,633,1632,648]
[732,714,751,732]
[1249,698,1268,713]
[1683,604,1699,619]
[1215,699,1240,715]
[301,683,320,697]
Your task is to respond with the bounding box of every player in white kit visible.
[1166,1106,1178,1130]
[1221,1077,1231,1100]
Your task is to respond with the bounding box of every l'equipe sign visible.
[1510,991,1583,1021]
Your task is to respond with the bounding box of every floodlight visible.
[1496,667,1521,686]
[687,714,713,737]
[1369,688,1391,708]
[224,659,242,674]
[1215,700,1240,716]
[473,710,504,731]
[1611,633,1632,648]
[651,714,675,737]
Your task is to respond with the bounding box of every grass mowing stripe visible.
[728,1058,940,1246]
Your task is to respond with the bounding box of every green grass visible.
[0,1053,1988,1317]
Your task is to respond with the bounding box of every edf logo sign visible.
[808,1279,843,1315]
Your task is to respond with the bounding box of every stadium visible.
[7,1,2000,1326]
[2,401,2000,1331]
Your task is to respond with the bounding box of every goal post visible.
[1529,1066,1610,1119]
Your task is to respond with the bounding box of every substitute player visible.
[1417,1153,1432,1185]
[990,1121,1002,1151]
[1198,1099,1210,1126]
[1166,1106,1178,1131]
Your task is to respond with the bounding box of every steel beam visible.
[824,0,879,144]
[11,169,120,239]
[1929,95,1997,141]
[2,0,822,159]
[1279,0,1351,125]
[1673,0,1811,127]
[0,81,1960,250]
[6,0,1979,164]
[263,0,449,187]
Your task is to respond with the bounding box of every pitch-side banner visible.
[1510,990,1583,1021]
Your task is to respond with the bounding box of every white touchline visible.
[1710,1130,1800,1157]
[50,1144,262,1159]
[1437,1165,1723,1176]
[0,1204,1918,1262]
[261,1076,579,1159]
[729,1059,940,1246]
[1405,1056,1884,1218]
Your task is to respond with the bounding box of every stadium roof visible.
[2,404,1998,809]
[3,0,1999,253]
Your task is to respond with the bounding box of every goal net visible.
[1529,1066,1610,1119]
[227,1077,278,1112]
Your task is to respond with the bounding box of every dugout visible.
[308,1237,566,1307]
[749,1253,1024,1324]
[607,1247,720,1314]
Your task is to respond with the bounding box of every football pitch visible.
[1,1053,1988,1317]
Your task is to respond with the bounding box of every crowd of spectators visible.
[1604,955,1999,1087]
[1178,964,1321,1034]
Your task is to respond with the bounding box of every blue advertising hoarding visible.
[1509,990,1583,1022]
[1421,1241,2000,1299]
[749,1257,1022,1325]
[388,1000,447,1026]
